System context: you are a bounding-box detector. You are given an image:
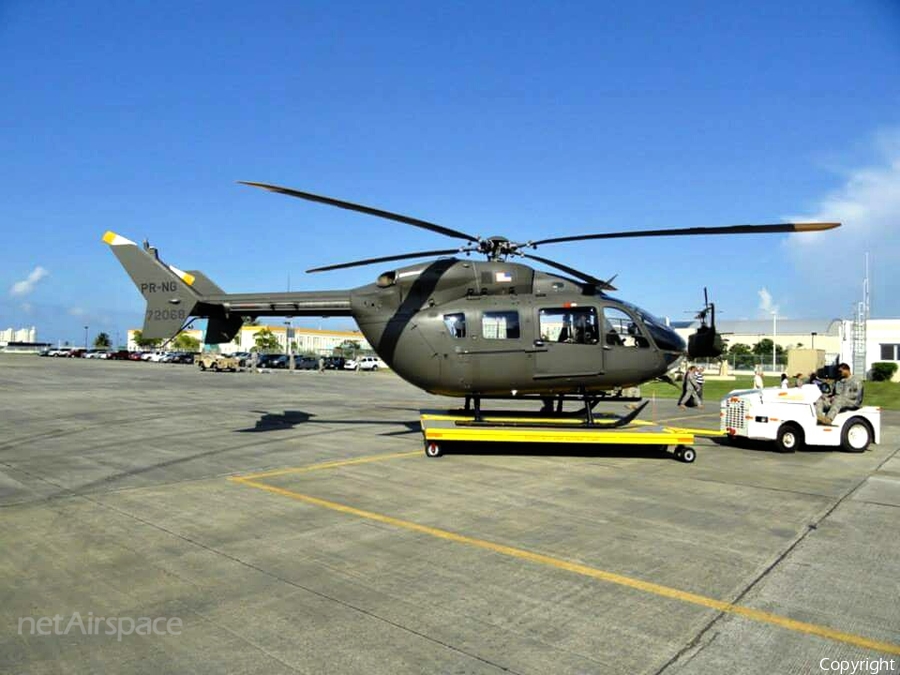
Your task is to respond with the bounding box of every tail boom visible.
[104,232,353,344]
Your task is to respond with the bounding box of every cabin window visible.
[603,307,650,348]
[443,313,466,338]
[482,311,520,339]
[539,307,599,345]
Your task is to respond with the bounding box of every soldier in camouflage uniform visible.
[815,363,862,425]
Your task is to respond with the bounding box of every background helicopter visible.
[105,182,838,415]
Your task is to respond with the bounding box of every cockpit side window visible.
[538,307,599,345]
[603,307,649,348]
[443,313,466,338]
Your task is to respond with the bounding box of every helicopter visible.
[104,181,838,418]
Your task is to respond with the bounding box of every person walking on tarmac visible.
[753,368,764,390]
[815,363,862,425]
[678,366,702,409]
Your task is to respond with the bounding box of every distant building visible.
[0,326,49,354]
[0,326,37,345]
[226,324,371,356]
[126,324,370,356]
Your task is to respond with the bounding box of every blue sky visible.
[1,0,899,345]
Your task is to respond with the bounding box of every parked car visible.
[256,353,283,368]
[69,349,86,358]
[231,351,252,367]
[295,356,319,370]
[345,356,387,371]
[128,352,145,361]
[324,356,346,370]
[106,350,131,360]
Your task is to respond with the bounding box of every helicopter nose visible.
[665,351,685,370]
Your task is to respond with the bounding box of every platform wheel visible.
[775,423,803,453]
[841,417,872,453]
[425,441,443,458]
[679,446,696,463]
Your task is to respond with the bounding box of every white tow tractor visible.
[721,384,880,453]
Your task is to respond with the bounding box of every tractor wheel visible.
[840,417,872,453]
[775,423,804,453]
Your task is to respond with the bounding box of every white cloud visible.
[757,287,779,317]
[9,266,49,297]
[785,129,900,316]
[20,302,32,314]
[68,307,86,317]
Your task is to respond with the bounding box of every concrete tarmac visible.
[1,355,898,674]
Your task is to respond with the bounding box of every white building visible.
[225,324,371,355]
[127,324,370,356]
[0,326,37,345]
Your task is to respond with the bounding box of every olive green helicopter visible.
[104,181,838,420]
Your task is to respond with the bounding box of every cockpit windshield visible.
[606,296,685,352]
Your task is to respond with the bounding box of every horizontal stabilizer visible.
[185,270,225,295]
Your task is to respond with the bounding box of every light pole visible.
[811,332,817,350]
[84,325,89,350]
[771,312,777,372]
[285,320,293,371]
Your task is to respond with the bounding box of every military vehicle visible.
[197,353,239,372]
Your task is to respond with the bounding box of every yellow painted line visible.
[230,476,900,656]
[237,450,420,481]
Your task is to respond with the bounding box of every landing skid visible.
[457,400,649,429]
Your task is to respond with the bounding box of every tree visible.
[132,329,162,349]
[336,339,361,358]
[253,327,281,353]
[752,338,785,362]
[727,343,755,370]
[93,332,111,349]
[171,332,200,351]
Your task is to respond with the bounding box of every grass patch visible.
[639,376,900,410]
[859,381,900,409]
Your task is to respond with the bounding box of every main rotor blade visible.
[520,253,616,291]
[530,222,840,247]
[239,181,480,243]
[307,249,464,273]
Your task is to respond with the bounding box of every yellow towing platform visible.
[420,410,700,463]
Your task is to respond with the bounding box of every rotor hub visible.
[478,236,523,261]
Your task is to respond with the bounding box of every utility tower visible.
[851,253,869,377]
